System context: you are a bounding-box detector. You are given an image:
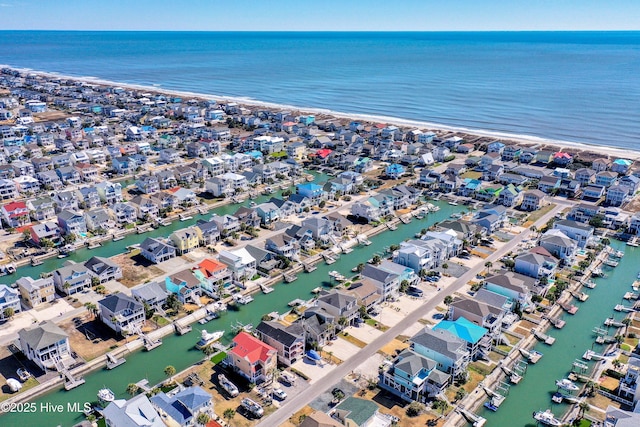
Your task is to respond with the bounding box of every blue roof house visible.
[296,183,326,205]
[385,163,405,179]
[150,386,213,426]
[433,317,491,361]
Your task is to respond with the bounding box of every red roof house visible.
[226,332,277,383]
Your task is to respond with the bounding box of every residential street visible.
[257,203,563,427]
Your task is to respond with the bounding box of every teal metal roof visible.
[433,316,488,344]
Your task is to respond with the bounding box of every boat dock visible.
[572,359,590,372]
[623,292,639,300]
[174,321,192,335]
[532,328,556,345]
[283,273,298,283]
[570,290,589,302]
[603,259,619,267]
[399,215,412,224]
[323,253,337,265]
[519,347,542,363]
[604,317,625,327]
[456,405,486,427]
[57,362,85,390]
[105,352,126,369]
[386,222,398,231]
[357,235,372,246]
[499,362,524,384]
[303,263,317,273]
[143,335,163,351]
[583,280,597,289]
[544,315,566,329]
[615,304,635,312]
[627,236,639,247]
[260,284,274,294]
[135,379,152,393]
[288,298,306,307]
[560,302,579,314]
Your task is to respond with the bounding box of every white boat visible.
[555,378,579,391]
[97,388,115,403]
[7,378,22,392]
[16,368,32,381]
[232,293,254,305]
[448,201,458,206]
[241,397,264,418]
[196,330,224,349]
[533,410,563,426]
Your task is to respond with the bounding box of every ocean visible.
[1,31,638,149]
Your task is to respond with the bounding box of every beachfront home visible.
[553,219,594,248]
[98,294,145,335]
[227,331,277,384]
[18,321,73,371]
[595,171,618,188]
[0,284,21,320]
[16,276,55,308]
[611,159,633,175]
[151,386,213,426]
[169,227,200,255]
[103,394,165,427]
[53,261,92,295]
[255,320,305,367]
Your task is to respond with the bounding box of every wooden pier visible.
[532,328,556,345]
[543,315,566,329]
[105,352,126,369]
[570,290,589,302]
[456,405,486,427]
[284,273,298,283]
[58,364,85,390]
[143,335,162,351]
[174,321,192,335]
[560,302,579,314]
[303,263,317,273]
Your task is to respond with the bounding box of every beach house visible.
[18,321,73,371]
[169,227,200,255]
[0,284,21,320]
[226,331,277,384]
[16,276,55,308]
[255,320,305,366]
[53,262,92,295]
[553,219,594,248]
[150,387,213,426]
[98,294,145,335]
[103,394,164,427]
[410,327,470,380]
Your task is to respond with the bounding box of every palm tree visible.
[578,401,590,419]
[444,295,453,305]
[196,412,210,426]
[612,359,622,371]
[126,383,139,396]
[223,408,235,426]
[484,261,493,274]
[63,281,71,294]
[164,365,176,379]
[3,307,15,320]
[622,318,632,337]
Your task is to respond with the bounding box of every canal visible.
[481,240,639,426]
[2,201,462,426]
[15,171,329,280]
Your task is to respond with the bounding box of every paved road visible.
[258,203,563,427]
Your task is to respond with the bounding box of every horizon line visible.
[1,29,639,33]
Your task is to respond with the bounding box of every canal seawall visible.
[446,245,612,427]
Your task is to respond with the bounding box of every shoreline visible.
[4,64,640,162]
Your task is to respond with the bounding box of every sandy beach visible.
[6,65,639,163]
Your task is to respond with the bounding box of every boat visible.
[484,401,499,412]
[306,349,322,362]
[6,378,22,392]
[614,304,634,312]
[198,311,219,325]
[604,317,625,328]
[583,280,597,289]
[16,368,32,381]
[582,349,605,361]
[551,392,564,404]
[241,397,264,418]
[232,293,254,305]
[533,410,563,426]
[57,253,69,259]
[31,258,43,266]
[279,370,296,385]
[218,374,239,397]
[105,352,126,369]
[555,378,579,391]
[195,330,224,349]
[179,214,192,221]
[448,201,458,206]
[97,388,115,403]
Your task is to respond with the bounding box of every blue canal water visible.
[0,31,639,148]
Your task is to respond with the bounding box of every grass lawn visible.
[365,318,389,331]
[469,361,495,377]
[152,315,169,327]
[526,203,556,223]
[0,378,39,402]
[210,351,227,365]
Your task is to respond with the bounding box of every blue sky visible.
[2,0,639,31]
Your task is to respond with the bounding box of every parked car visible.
[272,388,287,400]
